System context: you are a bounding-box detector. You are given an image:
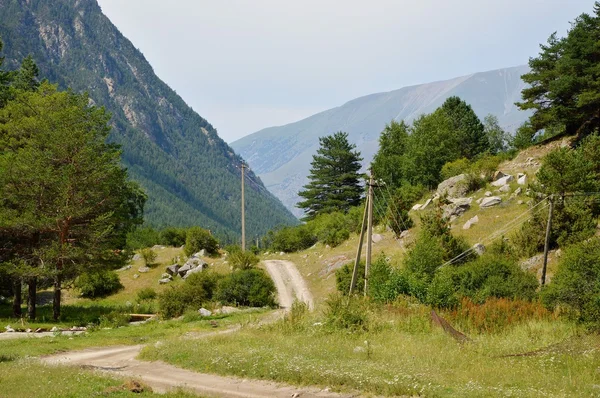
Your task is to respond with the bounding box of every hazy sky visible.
[97,0,592,143]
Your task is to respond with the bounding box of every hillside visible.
[0,0,297,240]
[231,66,532,217]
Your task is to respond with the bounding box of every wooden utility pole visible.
[241,163,246,251]
[364,171,374,297]
[349,195,369,295]
[541,195,554,286]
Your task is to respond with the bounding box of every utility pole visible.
[364,171,374,297]
[541,194,554,286]
[241,163,246,251]
[349,194,369,295]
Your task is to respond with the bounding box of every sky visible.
[97,0,593,143]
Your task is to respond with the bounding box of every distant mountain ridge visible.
[231,66,532,217]
[0,0,297,240]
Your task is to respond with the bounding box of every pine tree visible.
[518,2,600,139]
[440,96,489,159]
[297,132,363,220]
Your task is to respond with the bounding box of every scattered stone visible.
[473,243,486,256]
[5,325,14,333]
[325,245,331,249]
[372,234,383,243]
[462,215,479,230]
[517,200,524,205]
[198,308,212,317]
[520,254,543,271]
[513,187,522,196]
[279,252,285,256]
[517,173,527,185]
[556,248,562,258]
[138,266,150,273]
[193,250,205,258]
[183,266,203,279]
[400,230,410,239]
[165,264,180,276]
[411,203,422,211]
[152,245,165,250]
[491,175,514,187]
[35,328,42,333]
[498,185,511,193]
[133,274,140,279]
[353,346,366,353]
[215,306,240,315]
[420,198,432,210]
[480,196,502,208]
[485,191,492,197]
[132,253,141,261]
[476,197,484,205]
[319,255,349,276]
[117,265,132,272]
[492,170,508,181]
[436,174,469,198]
[160,273,172,279]
[50,326,59,332]
[443,199,471,219]
[25,328,32,333]
[158,278,171,284]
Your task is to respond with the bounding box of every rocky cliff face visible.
[232,66,532,217]
[0,0,296,239]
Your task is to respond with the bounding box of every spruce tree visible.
[297,132,363,220]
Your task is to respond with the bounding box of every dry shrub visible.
[446,297,555,334]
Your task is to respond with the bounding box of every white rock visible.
[485,191,492,197]
[480,196,502,208]
[50,326,59,332]
[473,243,486,255]
[138,266,150,273]
[372,234,383,243]
[279,252,285,256]
[462,215,479,230]
[499,184,511,193]
[133,274,139,279]
[132,254,141,261]
[517,174,527,185]
[517,200,524,205]
[491,175,514,187]
[158,278,171,284]
[411,203,422,211]
[198,308,212,317]
[5,325,14,333]
[420,198,432,209]
[514,187,522,196]
[493,171,507,181]
[476,197,484,205]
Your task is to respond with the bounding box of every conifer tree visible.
[440,96,488,159]
[297,132,363,220]
[371,120,410,189]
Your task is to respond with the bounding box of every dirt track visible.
[41,260,343,397]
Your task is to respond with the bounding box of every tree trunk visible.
[27,277,37,321]
[12,278,22,318]
[53,275,61,320]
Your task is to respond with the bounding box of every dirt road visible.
[263,259,314,310]
[41,260,340,397]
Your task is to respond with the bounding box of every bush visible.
[312,212,350,247]
[403,232,444,281]
[324,294,371,332]
[229,250,260,270]
[336,261,364,295]
[271,224,317,253]
[541,238,600,324]
[185,227,219,257]
[140,248,157,266]
[441,158,471,180]
[215,269,276,307]
[158,271,221,318]
[157,287,189,319]
[126,226,161,250]
[136,287,157,302]
[160,227,187,246]
[75,270,124,299]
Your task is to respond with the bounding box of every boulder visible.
[133,274,140,279]
[513,187,522,196]
[158,278,171,284]
[372,234,383,243]
[492,171,508,181]
[473,243,486,256]
[117,265,132,272]
[50,326,59,332]
[165,264,180,276]
[491,175,514,187]
[198,308,212,317]
[193,250,205,258]
[411,203,422,211]
[138,266,150,273]
[462,215,479,230]
[480,196,502,208]
[517,200,524,205]
[160,273,172,279]
[132,254,141,261]
[5,325,14,333]
[443,199,471,219]
[517,173,527,185]
[183,266,203,279]
[436,174,469,198]
[498,184,511,193]
[485,191,492,197]
[177,263,193,277]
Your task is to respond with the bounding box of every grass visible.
[140,303,600,397]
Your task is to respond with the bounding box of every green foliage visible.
[518,3,600,139]
[419,208,472,263]
[215,269,276,307]
[312,212,350,247]
[270,224,317,253]
[440,96,489,159]
[126,227,161,250]
[139,248,157,267]
[324,294,371,332]
[136,287,157,302]
[160,227,187,247]
[371,120,410,188]
[75,271,123,299]
[298,131,364,220]
[229,251,260,270]
[184,227,219,257]
[441,158,471,180]
[403,232,445,285]
[483,114,510,154]
[335,261,365,296]
[158,271,221,318]
[542,238,600,324]
[512,121,538,149]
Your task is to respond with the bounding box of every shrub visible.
[419,208,472,263]
[160,227,187,246]
[271,224,317,253]
[136,287,157,302]
[215,269,276,307]
[441,158,471,180]
[470,154,506,182]
[336,261,365,295]
[229,250,260,270]
[75,270,124,299]
[158,271,222,318]
[185,227,219,257]
[312,212,350,247]
[140,248,157,266]
[541,238,600,324]
[324,294,371,332]
[403,232,444,281]
[126,226,161,250]
[157,287,188,319]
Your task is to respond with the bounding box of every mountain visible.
[0,0,297,241]
[231,66,532,217]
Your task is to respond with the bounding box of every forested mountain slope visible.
[232,66,532,217]
[0,0,296,240]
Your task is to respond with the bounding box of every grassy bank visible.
[140,303,599,397]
